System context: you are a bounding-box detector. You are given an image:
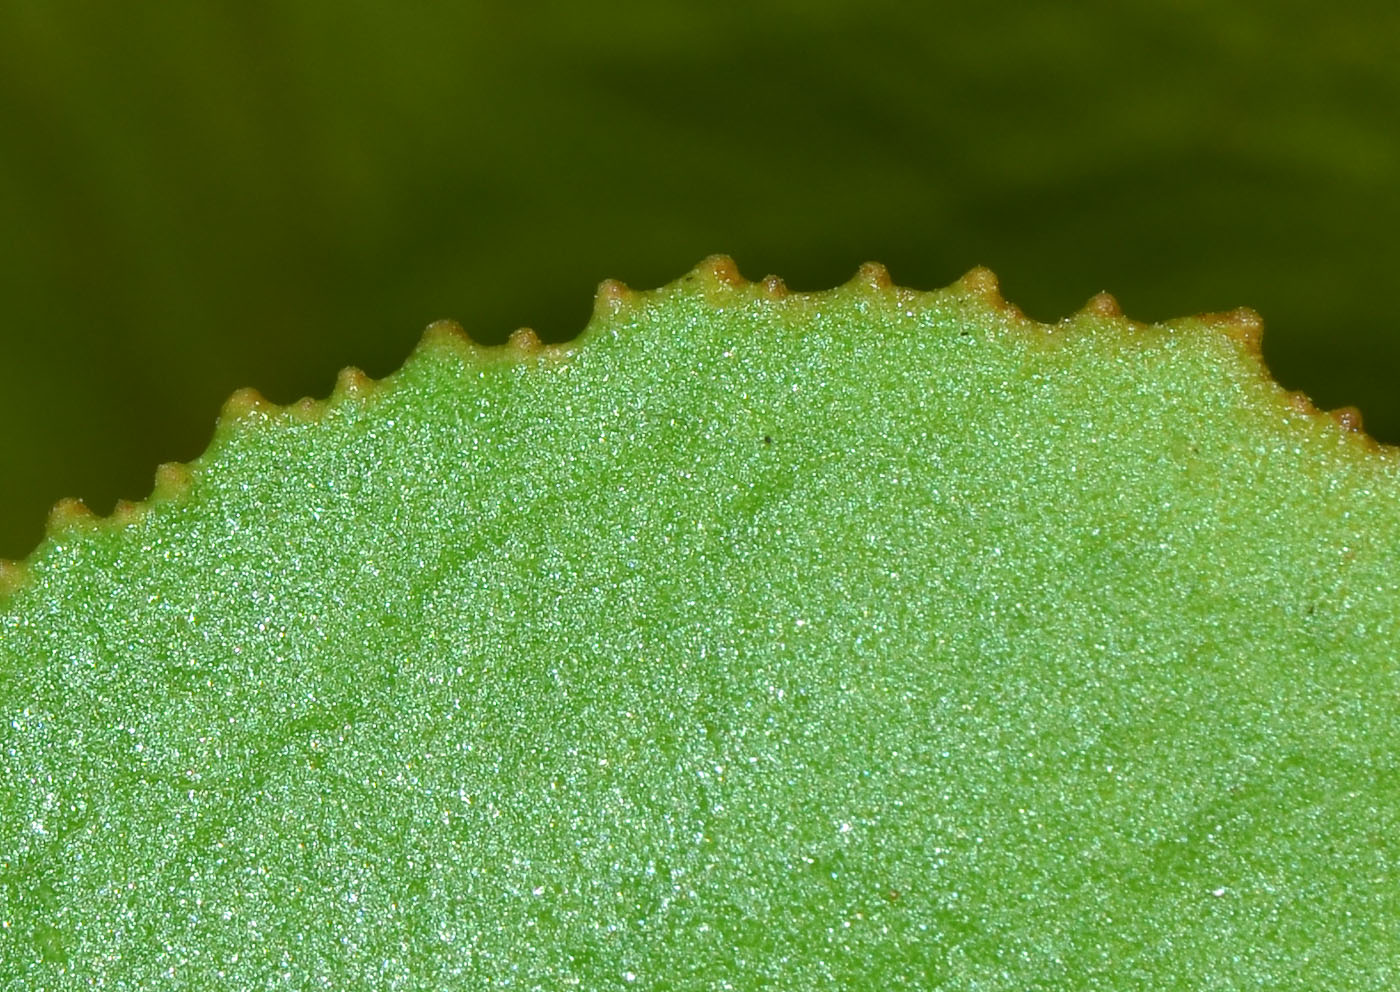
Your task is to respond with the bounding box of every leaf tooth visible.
[153,461,194,500]
[692,254,746,289]
[1286,389,1317,415]
[593,278,635,317]
[32,468,185,551]
[1280,390,1390,453]
[288,396,324,422]
[0,559,29,597]
[110,499,144,526]
[511,327,575,363]
[47,497,96,535]
[333,366,376,402]
[1330,405,1364,433]
[508,327,543,355]
[1282,386,1383,447]
[1079,291,1124,318]
[220,387,273,424]
[853,262,893,291]
[419,318,477,357]
[759,274,789,298]
[1199,306,1264,354]
[955,266,1029,322]
[957,265,1003,303]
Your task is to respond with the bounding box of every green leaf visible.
[3,259,1398,988]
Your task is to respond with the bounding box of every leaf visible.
[2,258,1398,988]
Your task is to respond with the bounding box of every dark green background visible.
[2,1,1397,559]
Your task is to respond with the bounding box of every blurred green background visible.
[2,1,1397,559]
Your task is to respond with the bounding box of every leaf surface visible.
[2,259,1398,988]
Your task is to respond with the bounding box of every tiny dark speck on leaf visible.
[762,435,773,446]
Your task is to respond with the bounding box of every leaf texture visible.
[2,259,1398,989]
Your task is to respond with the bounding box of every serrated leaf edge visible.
[1,255,1391,600]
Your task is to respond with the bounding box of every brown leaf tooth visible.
[48,497,95,534]
[221,386,272,422]
[593,278,635,317]
[0,559,29,597]
[956,266,1027,321]
[508,327,543,355]
[111,499,144,526]
[333,366,375,401]
[153,461,193,499]
[289,396,322,422]
[1286,390,1316,415]
[957,266,1004,304]
[1330,406,1364,432]
[1080,291,1124,318]
[760,274,789,297]
[854,262,893,291]
[1272,380,1382,454]
[420,318,475,354]
[694,254,746,288]
[1199,307,1264,354]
